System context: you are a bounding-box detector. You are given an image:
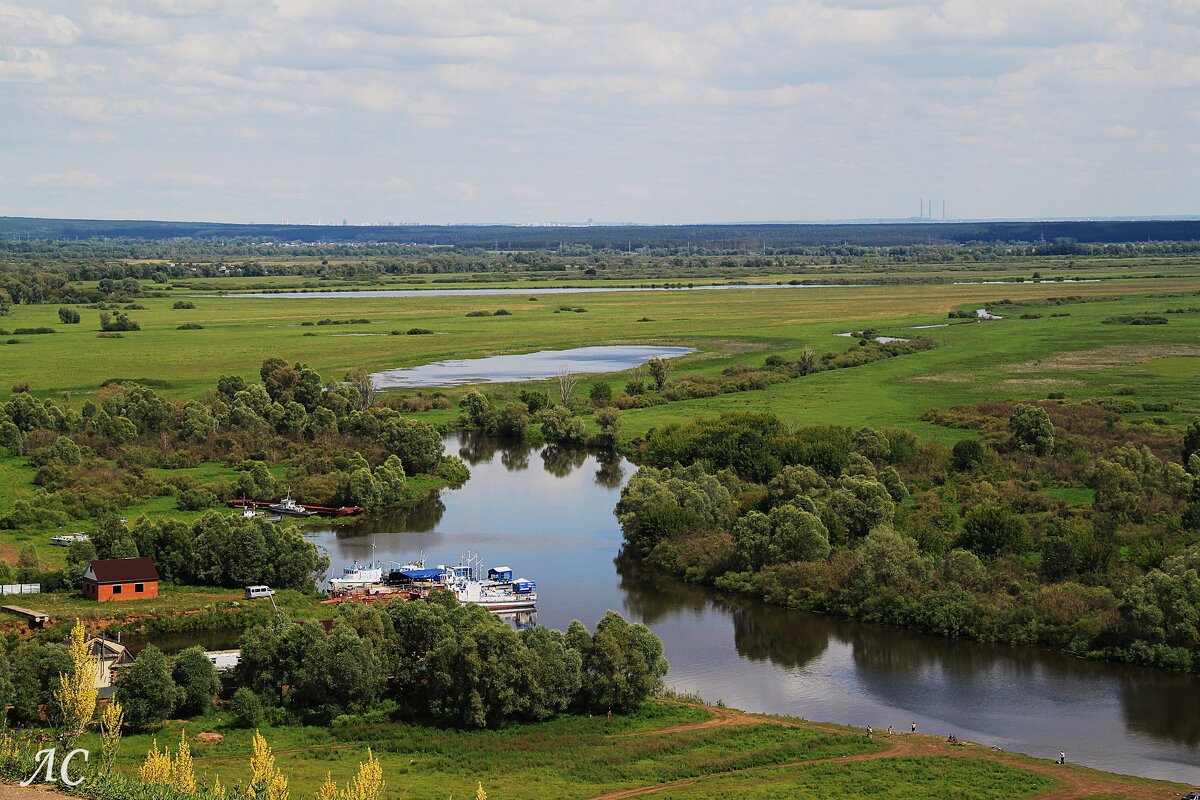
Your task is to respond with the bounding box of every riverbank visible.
[1,702,1191,799]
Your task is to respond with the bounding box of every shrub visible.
[99,312,139,332]
[1102,314,1167,325]
[465,310,492,317]
[406,328,433,335]
[229,687,265,728]
[172,301,196,309]
[493,309,512,316]
[176,323,204,330]
[12,328,55,334]
[58,307,81,324]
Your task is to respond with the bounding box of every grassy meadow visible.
[1,260,1198,564]
[63,700,1193,800]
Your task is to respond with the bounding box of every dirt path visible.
[591,705,1189,800]
[0,782,68,800]
[619,705,761,737]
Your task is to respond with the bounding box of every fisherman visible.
[1058,752,1066,765]
[887,725,894,736]
[911,722,917,734]
[866,725,873,738]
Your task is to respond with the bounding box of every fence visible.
[0,583,41,595]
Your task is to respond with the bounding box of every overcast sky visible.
[1,1,1198,224]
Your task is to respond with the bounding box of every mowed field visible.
[1,270,1198,445]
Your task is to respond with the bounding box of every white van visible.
[244,585,275,599]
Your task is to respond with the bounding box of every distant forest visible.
[2,216,1199,250]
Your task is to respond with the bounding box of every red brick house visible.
[82,557,160,602]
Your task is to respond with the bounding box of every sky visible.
[1,0,1198,225]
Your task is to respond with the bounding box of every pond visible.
[213,283,865,299]
[370,345,695,388]
[305,434,1200,784]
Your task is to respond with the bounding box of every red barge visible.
[227,498,364,517]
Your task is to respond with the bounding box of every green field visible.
[2,260,1199,566]
[60,702,1186,800]
[3,270,1198,438]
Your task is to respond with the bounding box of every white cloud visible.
[2,0,1198,221]
[84,7,168,44]
[0,3,79,46]
[24,170,104,188]
[0,45,56,82]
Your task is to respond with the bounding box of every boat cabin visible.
[82,557,160,602]
[488,567,513,582]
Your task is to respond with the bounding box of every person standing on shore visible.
[911,722,917,734]
[1058,752,1066,765]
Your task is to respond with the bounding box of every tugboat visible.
[328,542,390,593]
[329,561,384,592]
[269,491,317,518]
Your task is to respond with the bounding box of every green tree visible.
[64,539,98,589]
[646,357,671,391]
[575,612,668,713]
[589,381,613,406]
[539,406,586,444]
[58,307,80,324]
[172,647,220,717]
[853,527,929,590]
[616,464,736,555]
[289,623,385,721]
[459,391,497,433]
[1009,404,1054,455]
[229,687,265,728]
[829,475,895,541]
[496,402,530,438]
[959,504,1031,557]
[951,439,986,471]
[592,407,622,449]
[117,646,178,731]
[378,416,444,474]
[1184,417,1200,465]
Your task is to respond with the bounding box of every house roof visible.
[84,557,159,584]
[87,636,133,664]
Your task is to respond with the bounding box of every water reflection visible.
[541,444,588,478]
[594,452,625,489]
[298,433,1200,783]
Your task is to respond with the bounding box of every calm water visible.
[371,345,694,388]
[306,434,1200,784]
[216,283,863,299]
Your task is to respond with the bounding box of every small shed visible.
[82,557,160,602]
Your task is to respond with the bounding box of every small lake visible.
[213,283,865,299]
[371,345,694,388]
[306,434,1200,784]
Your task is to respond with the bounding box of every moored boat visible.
[268,491,318,518]
[440,555,537,611]
[50,532,91,546]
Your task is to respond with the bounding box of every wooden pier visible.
[1,604,50,628]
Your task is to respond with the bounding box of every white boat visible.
[440,555,537,611]
[329,561,384,591]
[50,533,90,546]
[269,491,317,518]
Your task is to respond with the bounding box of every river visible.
[305,434,1200,784]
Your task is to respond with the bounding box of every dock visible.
[1,604,51,628]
